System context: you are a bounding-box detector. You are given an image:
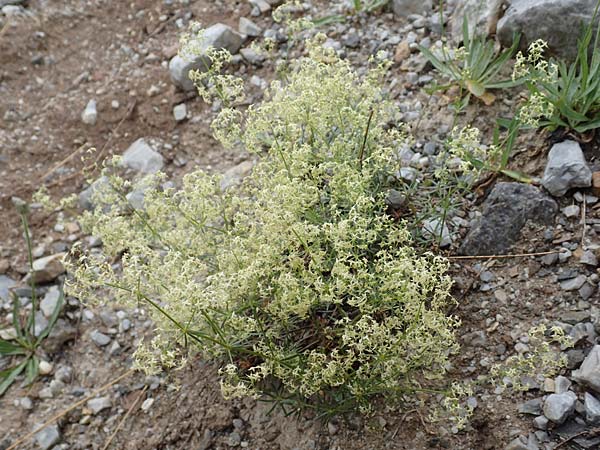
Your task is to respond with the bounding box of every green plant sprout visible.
[420,18,522,111]
[0,200,64,396]
[515,3,600,134]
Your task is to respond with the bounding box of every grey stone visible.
[239,17,261,37]
[169,24,243,91]
[173,103,187,122]
[463,330,488,347]
[519,398,543,415]
[249,0,271,13]
[579,283,596,300]
[449,0,503,43]
[585,392,600,423]
[560,275,587,291]
[40,287,61,319]
[220,160,254,191]
[87,396,112,414]
[392,0,432,17]
[385,189,406,210]
[342,32,360,48]
[81,99,97,125]
[1,4,24,15]
[422,218,452,247]
[573,345,600,392]
[543,391,576,423]
[0,274,16,302]
[497,0,600,61]
[90,330,111,347]
[562,205,581,218]
[30,253,66,284]
[541,141,592,197]
[580,250,598,266]
[54,366,73,383]
[460,182,557,256]
[505,436,530,450]
[541,252,558,266]
[0,0,25,7]
[533,415,548,430]
[240,47,265,66]
[140,397,154,412]
[79,176,110,211]
[121,138,163,174]
[554,376,572,394]
[35,424,60,450]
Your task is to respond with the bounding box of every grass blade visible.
[0,339,26,356]
[0,359,28,396]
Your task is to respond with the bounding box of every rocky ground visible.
[1,0,600,449]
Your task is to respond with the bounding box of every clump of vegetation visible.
[514,18,600,134]
[69,36,460,417]
[0,200,64,396]
[419,18,522,111]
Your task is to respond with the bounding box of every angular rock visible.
[220,160,254,190]
[573,345,600,393]
[585,392,600,424]
[554,376,572,394]
[580,250,598,267]
[460,182,557,256]
[30,253,66,284]
[90,330,111,347]
[87,396,112,414]
[0,274,16,302]
[392,0,432,16]
[533,415,548,430]
[541,141,592,197]
[169,24,244,91]
[422,218,452,247]
[0,0,26,7]
[35,424,60,450]
[81,99,97,125]
[497,0,600,61]
[239,17,261,37]
[173,103,187,122]
[79,176,110,211]
[518,398,543,415]
[121,138,163,174]
[562,205,580,218]
[40,286,61,318]
[250,0,271,13]
[543,391,577,424]
[240,47,265,66]
[560,275,587,291]
[450,0,503,43]
[505,436,530,450]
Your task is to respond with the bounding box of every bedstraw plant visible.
[66,27,569,422]
[69,34,461,418]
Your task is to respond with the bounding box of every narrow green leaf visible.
[0,359,28,396]
[24,356,39,386]
[0,339,26,356]
[500,169,533,184]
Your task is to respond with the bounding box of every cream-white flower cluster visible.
[68,36,459,416]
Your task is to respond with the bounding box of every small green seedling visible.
[419,18,522,111]
[0,201,64,396]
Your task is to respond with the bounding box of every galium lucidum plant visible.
[67,33,462,417]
